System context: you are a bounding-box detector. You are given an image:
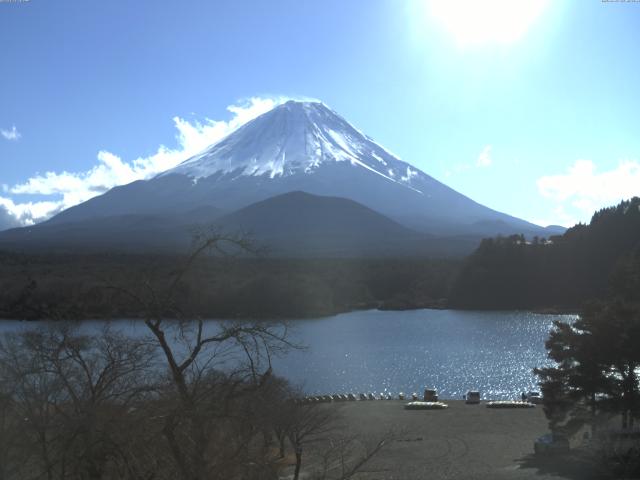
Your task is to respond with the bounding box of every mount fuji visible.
[0,100,562,256]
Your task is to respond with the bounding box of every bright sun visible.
[427,0,550,47]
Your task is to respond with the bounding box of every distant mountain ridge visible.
[0,191,482,257]
[0,100,563,255]
[46,101,555,234]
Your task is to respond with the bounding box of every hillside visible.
[0,192,481,257]
[449,197,640,310]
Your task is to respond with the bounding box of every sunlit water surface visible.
[0,309,576,400]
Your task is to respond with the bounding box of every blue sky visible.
[1,0,639,229]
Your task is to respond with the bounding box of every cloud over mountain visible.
[3,97,288,225]
[0,205,20,231]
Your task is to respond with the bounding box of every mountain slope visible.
[216,191,427,256]
[0,192,485,257]
[0,206,223,253]
[45,100,552,238]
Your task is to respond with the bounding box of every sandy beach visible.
[279,400,609,480]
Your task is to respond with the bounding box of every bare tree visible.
[107,229,297,480]
[0,324,159,480]
[0,229,396,480]
[286,402,341,480]
[0,376,24,480]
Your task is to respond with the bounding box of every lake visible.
[0,309,575,400]
[271,309,575,400]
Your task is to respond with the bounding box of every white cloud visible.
[476,145,492,167]
[1,125,21,141]
[0,204,21,231]
[0,196,61,227]
[537,159,640,224]
[4,96,287,226]
[530,205,578,229]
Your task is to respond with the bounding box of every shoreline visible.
[0,304,580,322]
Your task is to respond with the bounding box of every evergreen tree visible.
[536,300,640,432]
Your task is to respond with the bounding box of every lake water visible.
[0,309,575,400]
[271,309,575,400]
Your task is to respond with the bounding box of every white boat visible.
[486,400,535,409]
[404,401,448,410]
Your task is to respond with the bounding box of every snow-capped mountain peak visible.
[38,98,548,240]
[163,100,422,192]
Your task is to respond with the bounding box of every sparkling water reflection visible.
[271,309,576,400]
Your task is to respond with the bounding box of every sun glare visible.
[427,0,550,47]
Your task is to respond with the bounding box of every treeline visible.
[0,251,460,320]
[449,197,640,310]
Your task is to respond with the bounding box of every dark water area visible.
[0,309,575,400]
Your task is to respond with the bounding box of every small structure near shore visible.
[423,388,438,402]
[465,391,481,404]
